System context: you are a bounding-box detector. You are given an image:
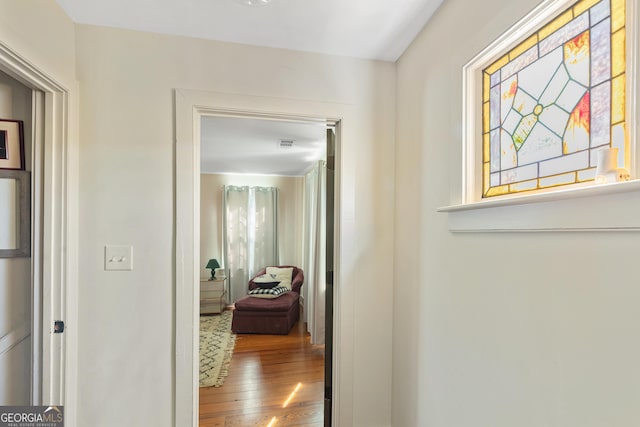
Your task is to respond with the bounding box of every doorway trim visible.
[0,39,75,414]
[174,88,351,427]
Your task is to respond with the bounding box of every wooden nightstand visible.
[200,278,226,314]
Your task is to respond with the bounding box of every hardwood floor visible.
[199,317,325,427]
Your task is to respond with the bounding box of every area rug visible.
[199,310,237,387]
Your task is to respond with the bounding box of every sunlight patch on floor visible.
[282,382,303,408]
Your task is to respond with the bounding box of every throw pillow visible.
[248,286,289,299]
[255,281,279,289]
[253,274,280,288]
[265,267,294,290]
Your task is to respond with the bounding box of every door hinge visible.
[326,270,334,285]
[54,320,64,334]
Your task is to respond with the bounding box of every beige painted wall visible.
[5,2,640,426]
[200,173,304,279]
[394,0,640,426]
[76,25,395,426]
[0,0,76,89]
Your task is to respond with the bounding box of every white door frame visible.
[0,40,75,414]
[174,88,352,427]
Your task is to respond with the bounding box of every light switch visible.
[104,245,133,271]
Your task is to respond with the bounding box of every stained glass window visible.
[482,0,627,197]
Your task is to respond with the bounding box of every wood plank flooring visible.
[199,316,325,427]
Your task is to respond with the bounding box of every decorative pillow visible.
[265,267,294,290]
[248,286,289,299]
[255,281,279,289]
[253,273,280,288]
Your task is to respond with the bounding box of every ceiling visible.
[55,0,443,175]
[55,0,443,61]
[200,116,327,176]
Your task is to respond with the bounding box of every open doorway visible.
[0,42,73,414]
[0,70,36,406]
[174,89,352,427]
[197,115,333,426]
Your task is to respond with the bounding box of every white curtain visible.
[223,185,279,303]
[303,161,326,345]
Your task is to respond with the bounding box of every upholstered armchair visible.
[231,265,305,335]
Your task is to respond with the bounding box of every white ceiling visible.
[200,116,327,176]
[55,0,444,61]
[55,0,443,175]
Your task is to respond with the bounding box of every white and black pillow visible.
[255,281,279,289]
[248,286,289,299]
[265,267,294,290]
[253,274,280,288]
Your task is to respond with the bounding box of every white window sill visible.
[437,180,640,232]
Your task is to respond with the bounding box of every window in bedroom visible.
[481,0,627,198]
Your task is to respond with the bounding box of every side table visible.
[200,278,226,314]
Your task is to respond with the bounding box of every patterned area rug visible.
[199,311,237,387]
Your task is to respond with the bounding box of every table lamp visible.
[206,259,220,280]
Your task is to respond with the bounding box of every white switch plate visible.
[104,245,133,271]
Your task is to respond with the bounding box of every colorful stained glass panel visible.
[591,19,611,85]
[539,151,589,175]
[502,46,539,80]
[578,168,597,180]
[590,0,611,22]
[490,130,501,172]
[539,12,589,56]
[482,0,626,197]
[539,172,576,187]
[611,0,625,31]
[539,66,569,105]
[490,71,501,87]
[590,81,611,146]
[518,47,563,98]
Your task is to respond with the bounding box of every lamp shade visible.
[206,259,220,270]
[206,259,220,279]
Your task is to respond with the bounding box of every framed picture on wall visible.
[0,119,25,170]
[0,169,30,257]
